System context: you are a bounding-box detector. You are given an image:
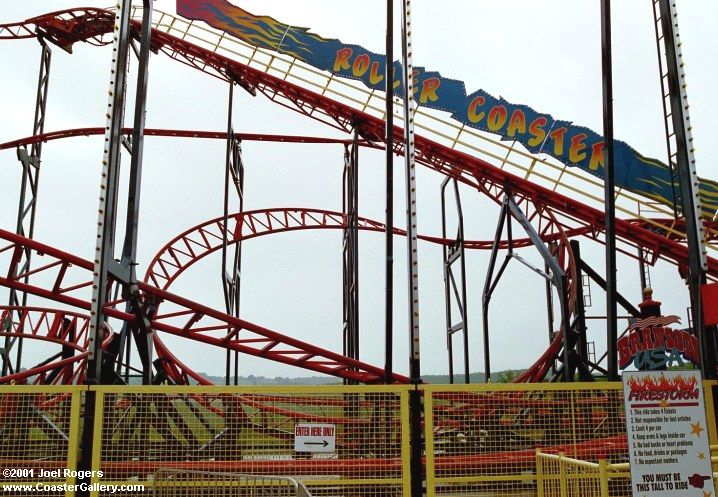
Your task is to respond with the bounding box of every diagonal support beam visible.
[441,177,469,384]
[482,194,577,381]
[2,41,51,376]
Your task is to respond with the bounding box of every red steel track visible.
[1,8,716,387]
[145,207,586,290]
[145,207,579,384]
[0,227,407,384]
[0,208,582,384]
[0,128,381,151]
[0,307,90,384]
[2,8,715,279]
[0,306,119,385]
[5,127,714,244]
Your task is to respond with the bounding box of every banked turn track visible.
[0,206,579,385]
[1,7,718,387]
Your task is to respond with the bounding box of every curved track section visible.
[143,207,584,384]
[4,128,716,246]
[0,128,381,151]
[0,8,113,48]
[0,209,584,385]
[0,307,116,384]
[144,207,588,290]
[0,308,87,385]
[0,228,407,384]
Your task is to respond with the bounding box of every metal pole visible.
[342,132,360,384]
[351,132,360,363]
[80,2,133,492]
[342,149,350,368]
[571,241,589,372]
[455,180,470,384]
[651,0,681,218]
[560,274,573,381]
[112,0,154,385]
[601,0,619,380]
[482,198,509,383]
[401,0,420,385]
[384,0,394,384]
[121,0,153,269]
[440,179,454,383]
[657,0,715,378]
[400,2,422,496]
[87,0,132,385]
[638,246,648,294]
[544,258,555,342]
[124,0,154,385]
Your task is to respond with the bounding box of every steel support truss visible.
[342,129,360,384]
[2,40,51,376]
[482,194,591,382]
[600,0,619,381]
[221,82,245,386]
[441,178,469,384]
[0,307,86,385]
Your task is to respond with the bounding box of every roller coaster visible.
[0,1,716,489]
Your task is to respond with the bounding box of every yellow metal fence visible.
[0,385,82,497]
[90,385,409,497]
[0,381,717,496]
[422,382,630,496]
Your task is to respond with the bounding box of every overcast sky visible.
[1,1,716,380]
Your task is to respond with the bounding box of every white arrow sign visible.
[294,423,336,453]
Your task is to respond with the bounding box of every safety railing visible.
[154,468,313,496]
[130,7,718,255]
[536,444,718,497]
[535,450,631,497]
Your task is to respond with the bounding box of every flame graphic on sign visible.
[177,0,317,61]
[627,374,697,392]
